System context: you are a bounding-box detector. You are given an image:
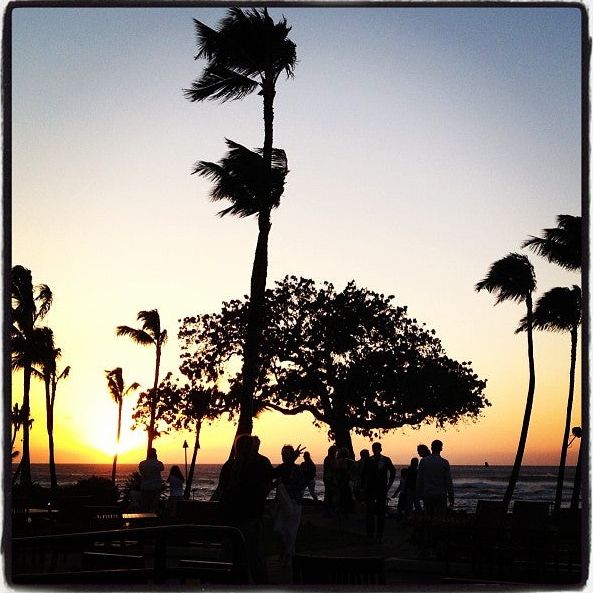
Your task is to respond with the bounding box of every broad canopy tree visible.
[179,276,489,455]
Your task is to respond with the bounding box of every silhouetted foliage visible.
[476,253,536,511]
[31,328,70,491]
[180,276,489,455]
[522,214,581,271]
[518,286,581,514]
[11,265,53,488]
[134,373,229,498]
[117,309,167,455]
[185,7,297,438]
[105,367,139,483]
[61,476,119,505]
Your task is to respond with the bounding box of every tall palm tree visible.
[11,265,53,488]
[105,367,140,483]
[184,7,297,435]
[116,310,167,455]
[30,327,70,490]
[522,214,581,271]
[476,253,537,510]
[517,286,581,514]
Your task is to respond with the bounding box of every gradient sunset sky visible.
[11,5,582,466]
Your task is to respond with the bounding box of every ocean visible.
[17,463,577,513]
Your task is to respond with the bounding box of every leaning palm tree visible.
[518,286,581,514]
[106,367,140,483]
[116,310,166,455]
[523,214,581,271]
[30,327,70,490]
[193,139,288,439]
[184,7,297,435]
[476,253,537,510]
[11,265,53,488]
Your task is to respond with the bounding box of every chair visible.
[470,500,507,575]
[292,554,385,585]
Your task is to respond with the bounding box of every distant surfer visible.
[484,461,489,468]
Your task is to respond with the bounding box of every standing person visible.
[139,447,164,513]
[335,447,354,516]
[167,465,185,500]
[219,434,272,584]
[391,467,408,520]
[323,445,338,516]
[273,445,305,563]
[362,442,396,543]
[416,439,454,518]
[300,451,318,502]
[166,465,185,518]
[404,457,421,515]
[352,449,370,503]
[417,444,431,459]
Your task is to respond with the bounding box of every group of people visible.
[321,440,454,542]
[136,437,454,581]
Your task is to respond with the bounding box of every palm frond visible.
[475,253,536,304]
[124,382,141,396]
[194,138,288,218]
[160,329,168,345]
[522,214,581,271]
[116,325,154,346]
[58,366,71,381]
[516,285,581,333]
[136,309,160,334]
[183,65,259,102]
[34,284,53,321]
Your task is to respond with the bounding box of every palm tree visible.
[522,214,581,271]
[116,310,167,455]
[11,265,53,488]
[105,367,140,483]
[184,7,297,435]
[476,253,537,510]
[517,286,581,514]
[30,327,70,490]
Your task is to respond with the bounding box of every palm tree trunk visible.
[45,376,57,490]
[147,344,161,455]
[112,400,123,483]
[502,294,536,511]
[570,438,582,510]
[21,363,32,488]
[235,79,275,438]
[553,326,578,514]
[184,419,202,500]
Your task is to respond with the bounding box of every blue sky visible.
[11,5,583,464]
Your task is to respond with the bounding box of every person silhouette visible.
[362,442,396,543]
[167,465,184,500]
[273,445,306,563]
[416,439,454,518]
[139,447,164,513]
[300,451,318,502]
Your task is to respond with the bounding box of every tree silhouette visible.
[116,310,167,456]
[476,253,537,510]
[180,276,489,456]
[134,374,228,499]
[522,214,581,271]
[185,7,297,437]
[30,327,70,490]
[105,367,140,483]
[11,265,53,488]
[518,286,581,513]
